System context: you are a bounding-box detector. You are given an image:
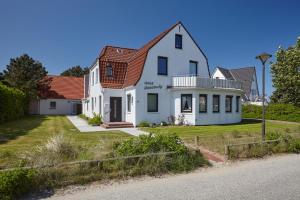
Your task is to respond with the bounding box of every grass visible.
[0,115,131,168]
[142,119,300,154]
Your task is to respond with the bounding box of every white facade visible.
[212,68,226,80]
[83,23,243,126]
[38,99,81,115]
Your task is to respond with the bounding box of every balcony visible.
[171,76,242,90]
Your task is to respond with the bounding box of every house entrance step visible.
[101,122,134,129]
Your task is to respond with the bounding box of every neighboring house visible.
[82,22,243,127]
[212,67,259,103]
[30,76,83,115]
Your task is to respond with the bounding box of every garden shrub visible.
[0,168,37,200]
[78,114,89,121]
[88,113,102,126]
[0,83,26,124]
[111,134,207,173]
[288,139,300,153]
[137,120,150,127]
[242,103,300,122]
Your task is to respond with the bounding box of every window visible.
[91,97,94,111]
[175,34,182,49]
[86,101,88,111]
[157,56,168,75]
[96,68,99,83]
[181,94,192,113]
[199,94,207,113]
[213,95,220,113]
[99,96,102,115]
[106,65,113,77]
[50,101,56,109]
[147,93,158,112]
[127,94,132,112]
[92,71,94,85]
[236,96,240,112]
[225,95,233,113]
[189,61,198,76]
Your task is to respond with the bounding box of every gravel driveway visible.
[42,154,300,200]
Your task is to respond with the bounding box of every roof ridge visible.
[105,45,138,51]
[229,66,255,71]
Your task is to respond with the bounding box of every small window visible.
[96,68,99,83]
[199,94,207,113]
[50,101,56,109]
[147,93,158,112]
[236,96,240,112]
[99,96,102,115]
[189,61,198,76]
[226,95,233,113]
[127,94,132,112]
[86,101,89,111]
[213,95,220,113]
[175,34,182,49]
[181,94,192,113]
[92,71,94,85]
[106,65,113,77]
[91,97,94,111]
[157,56,168,75]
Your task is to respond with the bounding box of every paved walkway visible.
[42,154,300,200]
[66,115,148,136]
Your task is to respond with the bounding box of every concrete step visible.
[101,122,134,129]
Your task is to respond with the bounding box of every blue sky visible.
[0,0,299,96]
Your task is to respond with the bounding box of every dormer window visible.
[106,65,113,77]
[175,34,182,49]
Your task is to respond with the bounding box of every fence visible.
[0,151,178,172]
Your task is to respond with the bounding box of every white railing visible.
[172,76,242,90]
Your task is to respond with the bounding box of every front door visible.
[110,97,122,122]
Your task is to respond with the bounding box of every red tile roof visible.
[98,22,180,89]
[39,76,84,99]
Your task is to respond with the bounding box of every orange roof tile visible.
[39,76,84,99]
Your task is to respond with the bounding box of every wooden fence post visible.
[194,136,199,146]
[225,145,230,160]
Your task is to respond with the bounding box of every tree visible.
[270,37,300,107]
[3,54,48,106]
[60,65,89,77]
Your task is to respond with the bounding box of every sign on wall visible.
[144,81,163,90]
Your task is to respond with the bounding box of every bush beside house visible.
[242,104,300,122]
[0,83,26,124]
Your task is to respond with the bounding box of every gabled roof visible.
[215,66,257,99]
[96,21,209,89]
[216,67,234,80]
[229,67,257,99]
[39,76,84,100]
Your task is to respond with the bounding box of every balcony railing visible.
[171,76,242,90]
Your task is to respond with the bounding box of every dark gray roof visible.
[217,67,234,80]
[215,66,257,101]
[229,67,256,100]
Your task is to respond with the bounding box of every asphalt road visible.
[43,154,300,200]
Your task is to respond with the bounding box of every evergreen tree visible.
[61,65,89,77]
[3,54,49,111]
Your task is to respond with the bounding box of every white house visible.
[30,76,83,115]
[212,67,260,103]
[82,22,243,127]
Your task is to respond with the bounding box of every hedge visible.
[242,103,300,122]
[0,83,26,124]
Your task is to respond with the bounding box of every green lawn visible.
[142,120,300,154]
[0,115,131,168]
